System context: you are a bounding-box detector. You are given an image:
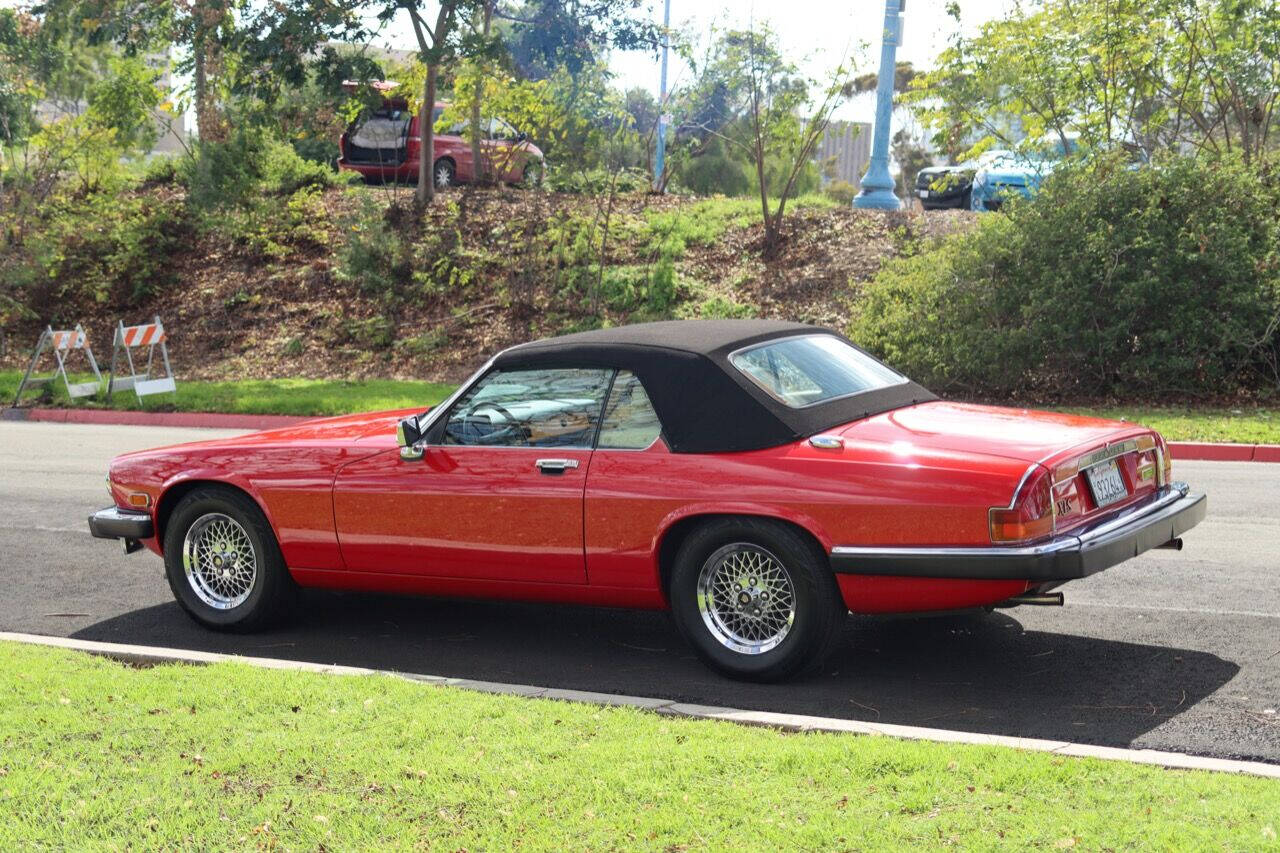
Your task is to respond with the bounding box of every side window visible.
[596,370,663,450]
[442,368,612,448]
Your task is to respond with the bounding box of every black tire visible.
[521,160,543,188]
[960,187,972,209]
[433,158,456,189]
[163,486,297,632]
[668,517,846,682]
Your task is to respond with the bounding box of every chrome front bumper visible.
[829,483,1205,581]
[88,506,154,542]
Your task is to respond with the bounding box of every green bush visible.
[182,129,347,214]
[7,191,183,315]
[545,167,649,194]
[822,180,858,206]
[852,156,1280,396]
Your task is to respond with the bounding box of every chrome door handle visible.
[535,458,579,473]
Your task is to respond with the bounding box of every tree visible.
[38,0,369,143]
[684,25,853,256]
[909,0,1280,164]
[500,0,658,80]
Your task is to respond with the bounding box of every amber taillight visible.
[989,465,1054,544]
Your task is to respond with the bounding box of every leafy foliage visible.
[853,156,1280,396]
[6,190,184,319]
[910,0,1280,164]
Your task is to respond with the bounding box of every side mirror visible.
[397,416,425,461]
[516,131,528,143]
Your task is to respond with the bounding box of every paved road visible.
[3,421,1278,762]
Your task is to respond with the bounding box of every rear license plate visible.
[917,189,929,198]
[1085,459,1128,508]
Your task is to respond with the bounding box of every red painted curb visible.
[4,408,310,431]
[1168,441,1280,463]
[1252,445,1280,463]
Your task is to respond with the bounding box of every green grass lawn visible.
[1056,404,1279,445]
[1,642,1277,849]
[4,369,1276,443]
[1,371,454,418]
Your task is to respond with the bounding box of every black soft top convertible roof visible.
[487,320,935,454]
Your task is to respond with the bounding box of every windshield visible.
[729,335,908,408]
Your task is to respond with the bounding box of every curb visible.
[3,631,1277,780]
[1170,441,1280,463]
[1,407,309,431]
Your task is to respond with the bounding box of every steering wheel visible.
[463,401,528,446]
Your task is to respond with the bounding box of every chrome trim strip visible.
[414,355,496,438]
[832,482,1191,560]
[1076,439,1138,471]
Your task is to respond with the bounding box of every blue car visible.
[969,135,1079,212]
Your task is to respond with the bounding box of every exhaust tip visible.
[1156,538,1183,551]
[995,592,1064,608]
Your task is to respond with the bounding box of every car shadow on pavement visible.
[72,590,1239,750]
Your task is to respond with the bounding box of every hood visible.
[838,401,1151,466]
[114,408,422,464]
[224,408,422,449]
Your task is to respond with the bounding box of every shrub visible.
[545,167,649,194]
[852,156,1280,397]
[182,128,348,214]
[8,190,183,315]
[822,180,858,206]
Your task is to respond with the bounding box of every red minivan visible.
[338,99,544,187]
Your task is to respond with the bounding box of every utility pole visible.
[653,0,671,192]
[853,0,904,209]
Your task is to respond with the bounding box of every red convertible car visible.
[89,321,1205,681]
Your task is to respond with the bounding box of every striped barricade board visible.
[107,316,177,400]
[11,324,104,406]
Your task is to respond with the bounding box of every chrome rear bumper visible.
[829,483,1205,581]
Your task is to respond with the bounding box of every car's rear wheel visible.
[433,158,456,189]
[669,517,846,682]
[163,486,296,632]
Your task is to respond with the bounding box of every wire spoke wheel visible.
[183,512,258,610]
[696,542,796,655]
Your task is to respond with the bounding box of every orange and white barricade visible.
[11,324,104,406]
[107,316,177,400]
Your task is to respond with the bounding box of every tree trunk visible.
[469,2,494,185]
[469,84,485,185]
[417,63,438,207]
[192,1,226,143]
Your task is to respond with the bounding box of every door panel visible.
[333,446,591,584]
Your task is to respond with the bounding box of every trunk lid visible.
[842,401,1169,535]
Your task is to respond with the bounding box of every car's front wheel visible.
[163,486,296,632]
[669,517,846,682]
[521,160,544,187]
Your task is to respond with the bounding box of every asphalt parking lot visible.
[3,420,1277,763]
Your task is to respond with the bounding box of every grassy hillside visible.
[0,182,970,386]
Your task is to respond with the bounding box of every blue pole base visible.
[853,187,902,210]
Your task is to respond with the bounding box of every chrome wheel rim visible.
[183,513,257,610]
[435,163,452,188]
[696,543,796,655]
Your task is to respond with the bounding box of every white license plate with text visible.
[1085,459,1128,508]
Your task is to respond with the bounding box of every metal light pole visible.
[653,0,671,192]
[853,0,904,210]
